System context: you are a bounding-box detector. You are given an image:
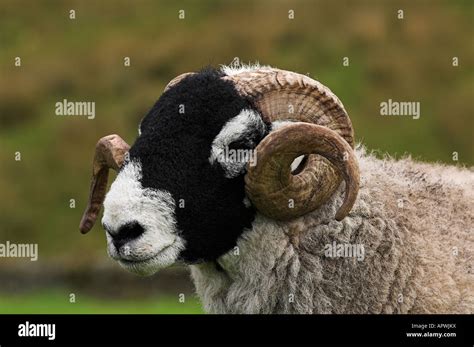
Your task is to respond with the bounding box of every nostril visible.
[112,221,145,249]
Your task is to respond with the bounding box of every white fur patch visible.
[270,120,295,131]
[220,62,271,76]
[209,109,266,178]
[102,161,185,276]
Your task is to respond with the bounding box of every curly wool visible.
[190,146,474,313]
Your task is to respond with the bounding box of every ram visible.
[79,64,473,314]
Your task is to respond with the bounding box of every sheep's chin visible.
[117,256,169,276]
[111,240,184,276]
[116,251,176,276]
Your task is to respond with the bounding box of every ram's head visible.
[79,66,360,275]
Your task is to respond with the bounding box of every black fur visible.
[129,68,263,263]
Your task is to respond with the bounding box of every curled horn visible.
[228,68,360,221]
[79,135,130,234]
[245,123,359,221]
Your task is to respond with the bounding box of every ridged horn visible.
[79,134,130,234]
[228,68,359,220]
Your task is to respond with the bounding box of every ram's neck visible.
[189,147,473,314]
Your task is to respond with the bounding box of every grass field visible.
[0,290,204,314]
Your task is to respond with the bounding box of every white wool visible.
[191,147,474,313]
[220,62,272,76]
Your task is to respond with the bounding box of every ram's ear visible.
[209,109,269,178]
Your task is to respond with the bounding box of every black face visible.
[128,68,266,263]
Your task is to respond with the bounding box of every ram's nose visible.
[109,221,145,250]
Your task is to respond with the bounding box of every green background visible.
[0,0,472,313]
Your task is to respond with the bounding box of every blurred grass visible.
[0,0,472,313]
[0,290,204,314]
[0,0,472,258]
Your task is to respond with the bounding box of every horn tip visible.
[335,214,345,222]
[79,218,93,234]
